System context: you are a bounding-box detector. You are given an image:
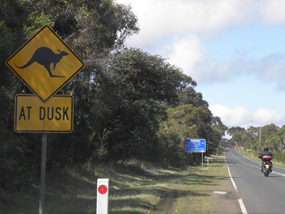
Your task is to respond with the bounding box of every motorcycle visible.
[261,155,272,177]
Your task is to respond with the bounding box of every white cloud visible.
[192,59,237,84]
[190,53,285,86]
[116,0,285,87]
[209,105,284,127]
[258,0,285,24]
[117,0,255,49]
[156,36,243,83]
[118,0,285,50]
[209,105,251,127]
[251,53,285,78]
[156,35,206,76]
[253,108,282,124]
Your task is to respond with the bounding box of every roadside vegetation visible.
[5,0,285,212]
[0,1,235,213]
[1,0,228,190]
[0,157,237,214]
[224,124,285,164]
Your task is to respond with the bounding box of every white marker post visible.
[96,179,109,214]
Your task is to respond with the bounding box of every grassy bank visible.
[0,157,237,214]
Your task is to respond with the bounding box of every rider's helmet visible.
[264,147,269,152]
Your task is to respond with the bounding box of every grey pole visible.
[187,152,189,167]
[251,121,262,145]
[201,153,203,167]
[259,125,261,144]
[39,133,47,214]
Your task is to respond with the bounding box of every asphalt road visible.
[225,149,285,214]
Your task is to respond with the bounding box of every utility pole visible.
[250,120,262,144]
[259,125,261,145]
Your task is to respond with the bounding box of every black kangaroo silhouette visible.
[14,47,69,78]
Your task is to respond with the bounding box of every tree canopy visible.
[226,123,285,154]
[0,0,229,189]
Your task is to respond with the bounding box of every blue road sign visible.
[185,139,206,152]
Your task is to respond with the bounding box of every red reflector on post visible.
[98,185,108,195]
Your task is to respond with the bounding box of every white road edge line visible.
[225,157,248,214]
[238,199,248,214]
[226,164,238,191]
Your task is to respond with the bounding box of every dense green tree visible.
[247,126,260,137]
[227,123,285,154]
[157,103,225,166]
[0,0,140,187]
[178,87,211,109]
[227,126,246,136]
[0,0,233,190]
[0,0,34,189]
[108,48,195,104]
[211,116,228,136]
[278,125,285,136]
[261,123,279,136]
[92,48,196,161]
[219,138,235,148]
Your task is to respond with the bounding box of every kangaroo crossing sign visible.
[6,25,85,133]
[6,25,84,102]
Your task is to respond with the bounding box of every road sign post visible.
[39,133,47,214]
[185,139,206,167]
[6,25,85,214]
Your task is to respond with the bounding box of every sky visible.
[116,0,285,130]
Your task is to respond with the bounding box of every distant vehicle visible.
[225,148,229,151]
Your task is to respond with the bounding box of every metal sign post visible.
[39,133,47,214]
[6,25,85,214]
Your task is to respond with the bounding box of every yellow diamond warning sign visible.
[15,94,74,133]
[6,25,84,102]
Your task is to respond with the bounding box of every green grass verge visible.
[0,158,237,214]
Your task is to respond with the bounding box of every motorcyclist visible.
[258,147,273,172]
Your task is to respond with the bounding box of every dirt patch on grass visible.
[199,164,239,214]
[154,159,239,214]
[210,180,239,213]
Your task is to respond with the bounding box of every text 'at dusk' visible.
[15,95,74,133]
